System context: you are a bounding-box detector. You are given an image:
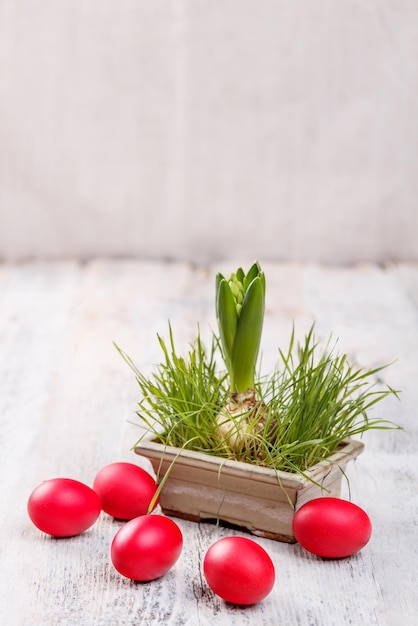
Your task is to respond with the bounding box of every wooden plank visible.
[0,260,417,625]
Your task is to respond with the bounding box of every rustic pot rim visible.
[135,436,365,488]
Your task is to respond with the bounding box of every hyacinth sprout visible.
[215,262,270,450]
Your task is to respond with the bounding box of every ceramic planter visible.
[135,437,364,543]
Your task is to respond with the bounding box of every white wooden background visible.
[1,1,417,264]
[0,259,417,625]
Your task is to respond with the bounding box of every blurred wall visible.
[0,1,417,264]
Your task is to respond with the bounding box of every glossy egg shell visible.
[110,514,183,581]
[93,462,159,520]
[203,536,275,605]
[292,497,372,558]
[27,478,101,537]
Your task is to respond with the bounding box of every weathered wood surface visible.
[0,259,417,626]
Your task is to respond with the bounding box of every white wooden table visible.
[1,259,417,626]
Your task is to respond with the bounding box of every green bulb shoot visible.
[216,262,266,395]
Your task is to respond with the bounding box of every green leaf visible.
[216,276,238,370]
[236,267,245,284]
[230,275,265,392]
[215,271,225,295]
[246,261,262,286]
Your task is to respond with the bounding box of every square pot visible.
[134,437,364,543]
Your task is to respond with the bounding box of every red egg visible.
[27,478,101,537]
[93,462,159,520]
[111,514,183,581]
[292,497,372,558]
[203,536,275,605]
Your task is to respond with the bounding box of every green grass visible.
[116,323,401,474]
[115,325,230,454]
